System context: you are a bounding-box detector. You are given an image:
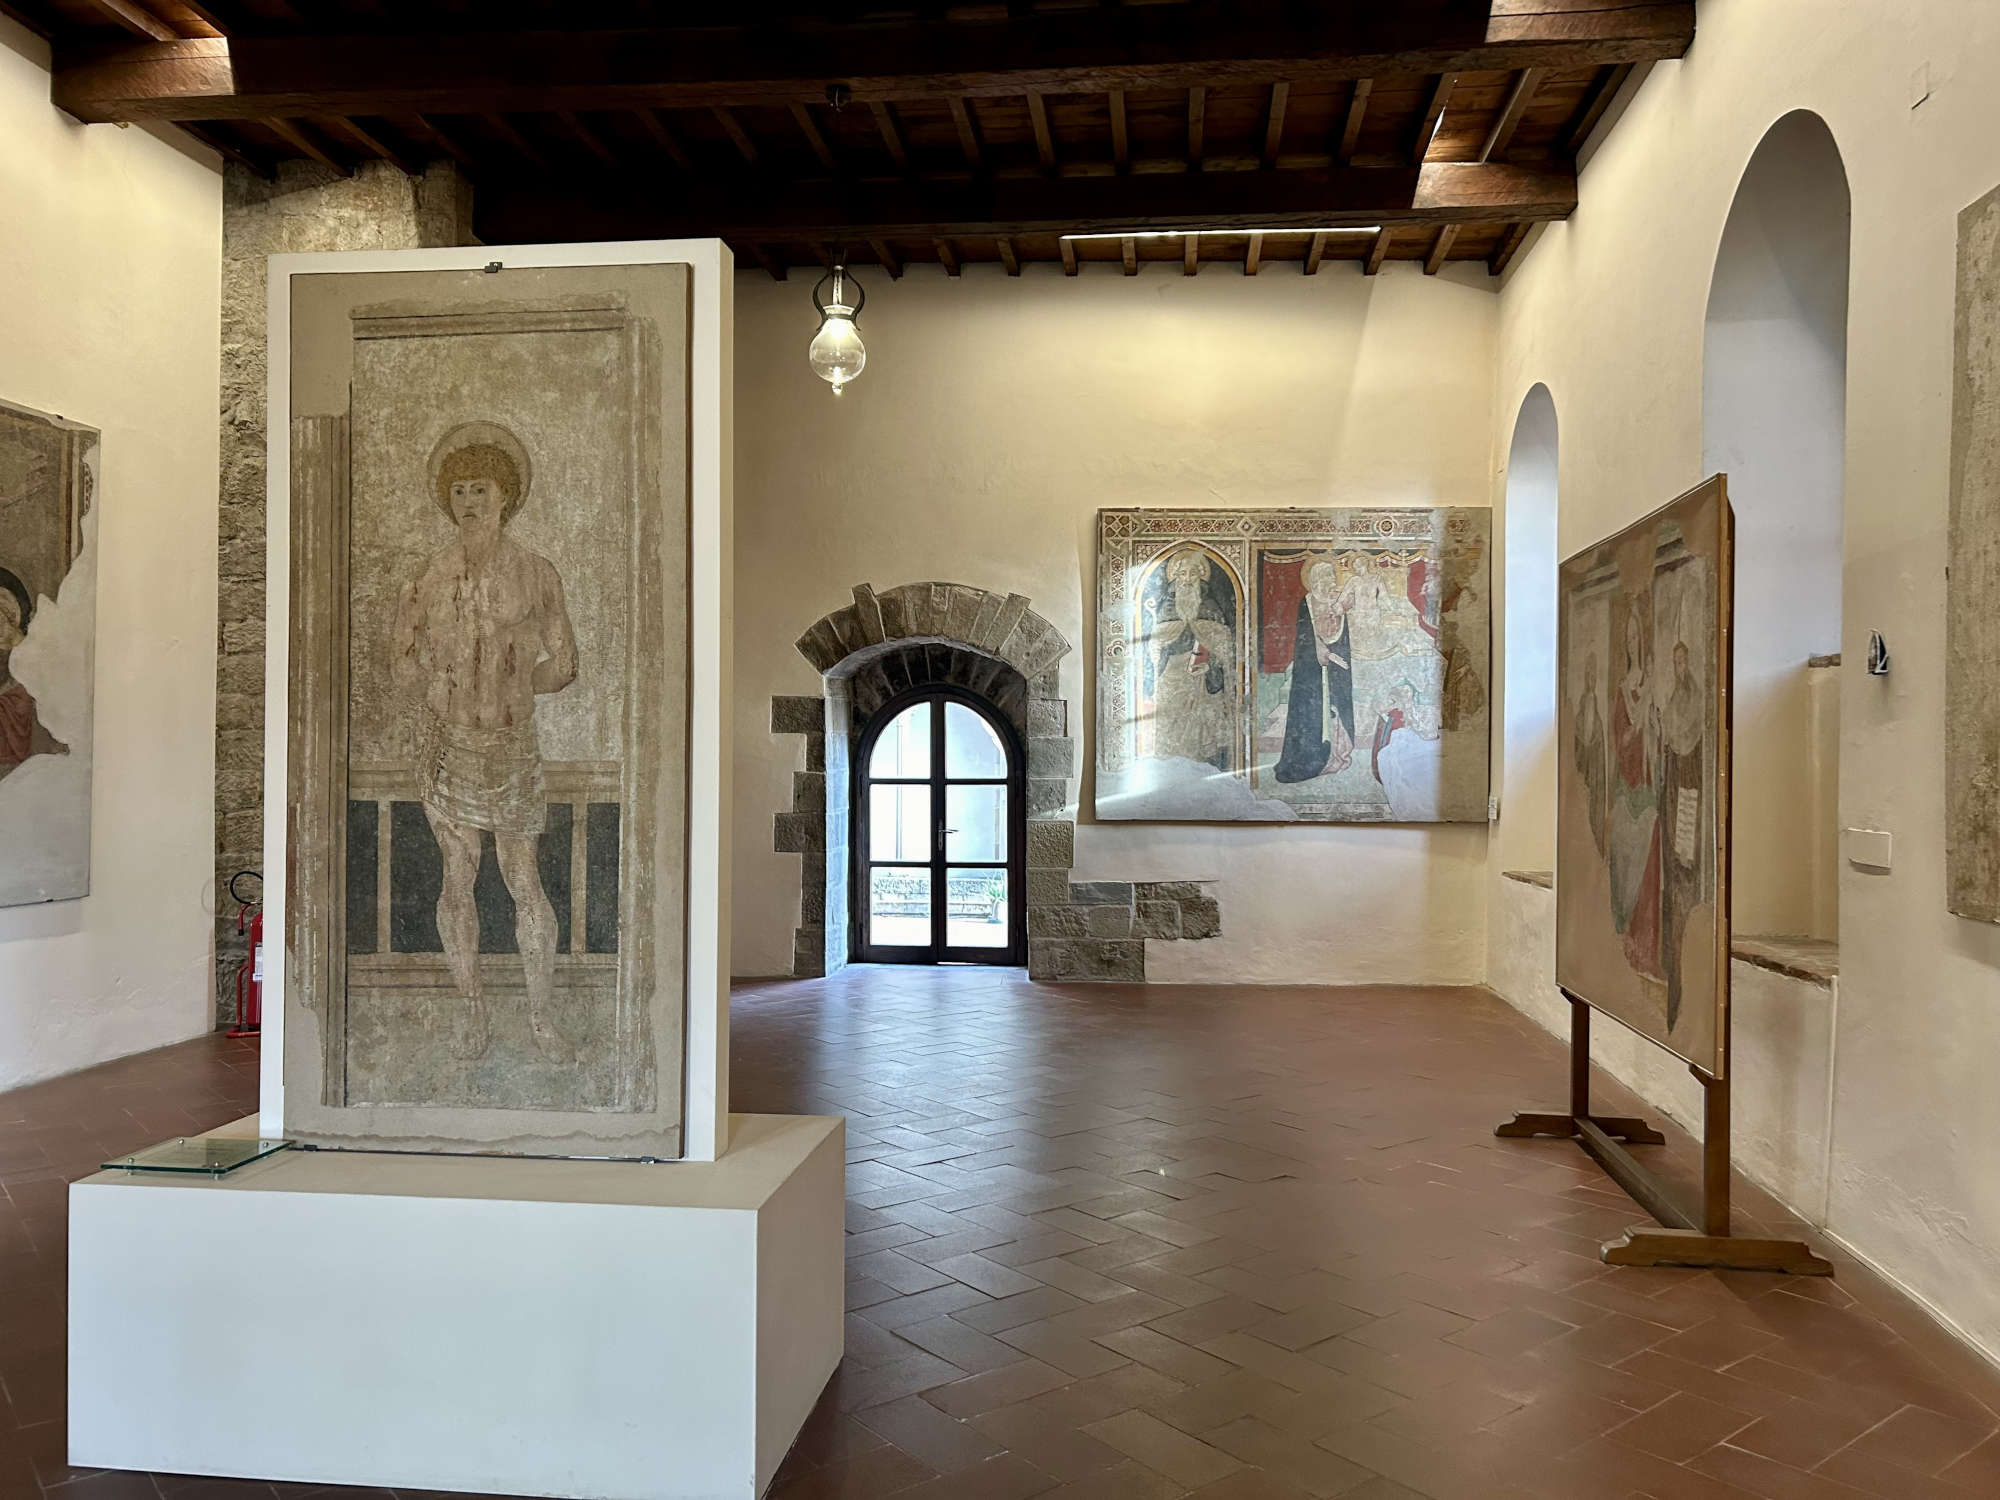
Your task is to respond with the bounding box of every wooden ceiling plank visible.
[1564,61,1635,154]
[1338,77,1373,164]
[790,102,838,172]
[868,237,902,278]
[1364,226,1392,275]
[53,8,1697,125]
[1423,223,1460,274]
[1121,235,1137,276]
[474,161,1580,243]
[1304,229,1327,275]
[1414,72,1456,163]
[947,96,983,170]
[264,115,347,174]
[935,237,961,276]
[1186,85,1205,171]
[870,101,909,173]
[1184,232,1198,276]
[996,234,1020,275]
[1060,237,1077,276]
[557,108,619,168]
[1489,221,1532,275]
[1478,67,1545,162]
[321,113,419,174]
[1026,90,1055,173]
[481,112,548,170]
[80,0,178,42]
[1244,231,1263,276]
[636,108,692,170]
[713,105,759,166]
[1262,80,1289,168]
[1108,88,1128,172]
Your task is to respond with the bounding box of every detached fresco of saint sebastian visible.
[392,423,577,1060]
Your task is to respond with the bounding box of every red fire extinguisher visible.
[229,870,263,1038]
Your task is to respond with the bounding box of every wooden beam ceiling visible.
[52,3,1697,124]
[473,161,1577,246]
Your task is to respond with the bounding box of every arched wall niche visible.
[1501,382,1560,869]
[1702,108,1849,939]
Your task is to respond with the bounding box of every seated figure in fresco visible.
[1658,636,1705,1026]
[1145,550,1235,770]
[1607,604,1665,983]
[1275,558,1356,782]
[1573,653,1609,856]
[0,568,68,784]
[393,429,578,1061]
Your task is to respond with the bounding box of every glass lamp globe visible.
[809,263,867,396]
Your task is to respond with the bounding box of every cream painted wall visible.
[733,264,1496,984]
[1491,0,2000,1367]
[0,19,223,1091]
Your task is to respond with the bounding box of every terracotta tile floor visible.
[4,969,1998,1499]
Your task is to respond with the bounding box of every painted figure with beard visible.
[0,568,66,782]
[393,427,578,1060]
[1275,558,1356,782]
[1658,636,1705,1024]
[1607,605,1664,980]
[1144,549,1235,770]
[1573,650,1609,856]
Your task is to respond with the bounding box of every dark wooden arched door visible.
[853,688,1025,966]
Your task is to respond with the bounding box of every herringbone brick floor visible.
[3,969,1997,1498]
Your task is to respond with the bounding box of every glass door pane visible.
[945,784,1008,862]
[870,867,932,949]
[945,869,1009,949]
[869,783,931,863]
[944,701,1008,778]
[870,702,932,778]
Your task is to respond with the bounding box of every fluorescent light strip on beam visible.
[1058,226,1383,241]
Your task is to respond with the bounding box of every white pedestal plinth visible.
[69,1113,843,1500]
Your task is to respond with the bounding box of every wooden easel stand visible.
[1498,991,1832,1275]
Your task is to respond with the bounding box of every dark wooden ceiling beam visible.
[1338,77,1372,164]
[712,105,759,165]
[1364,226,1393,275]
[868,237,902,278]
[1108,88,1128,172]
[1261,80,1289,168]
[557,108,619,167]
[996,234,1020,275]
[403,113,473,169]
[1489,220,1532,275]
[1565,61,1636,154]
[1478,66,1544,162]
[747,244,787,281]
[1424,223,1459,273]
[263,115,345,173]
[1244,232,1263,276]
[636,107,692,170]
[790,102,838,172]
[320,112,418,174]
[1304,229,1327,275]
[946,96,983,170]
[1413,73,1456,162]
[481,111,547,169]
[53,4,1695,124]
[176,119,271,176]
[869,100,908,172]
[475,161,1576,244]
[1186,85,1205,170]
[935,237,960,276]
[1184,233,1198,276]
[1025,90,1054,173]
[80,0,178,43]
[1059,237,1077,276]
[1121,235,1137,276]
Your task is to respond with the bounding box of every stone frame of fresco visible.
[282,262,692,1157]
[1555,475,1733,1080]
[0,399,98,907]
[1095,507,1490,823]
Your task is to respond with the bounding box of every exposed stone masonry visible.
[212,159,475,1020]
[775,581,1222,982]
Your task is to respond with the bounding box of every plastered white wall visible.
[1491,0,2000,1366]
[733,264,1497,983]
[0,19,222,1092]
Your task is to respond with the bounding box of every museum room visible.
[4,0,2000,1496]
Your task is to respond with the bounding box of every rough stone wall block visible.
[1025,821,1074,870]
[1028,698,1068,738]
[1134,901,1183,940]
[1179,895,1223,940]
[792,927,827,979]
[986,593,1032,653]
[771,695,825,735]
[1028,737,1075,778]
[796,621,845,672]
[1029,905,1091,938]
[1069,881,1133,907]
[1027,779,1071,820]
[1136,880,1203,905]
[851,583,886,646]
[1026,869,1073,907]
[1084,904,1134,938]
[792,770,826,813]
[773,811,825,854]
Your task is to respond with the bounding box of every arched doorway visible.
[853,687,1026,965]
[1702,109,1849,938]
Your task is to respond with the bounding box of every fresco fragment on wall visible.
[1556,476,1732,1077]
[0,400,97,907]
[285,266,691,1158]
[1095,508,1490,823]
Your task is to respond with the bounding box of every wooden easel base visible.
[1603,1227,1834,1276]
[1497,992,1834,1276]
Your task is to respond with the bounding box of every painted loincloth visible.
[416,713,548,835]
